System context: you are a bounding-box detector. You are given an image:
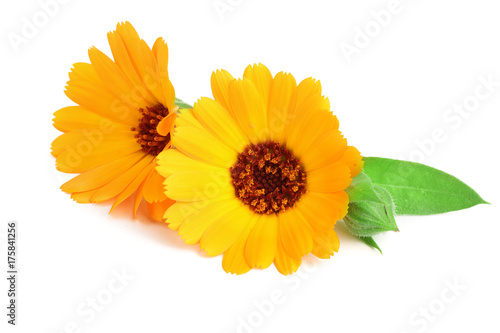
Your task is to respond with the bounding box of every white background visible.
[1,0,499,332]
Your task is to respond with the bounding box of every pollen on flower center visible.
[131,104,170,156]
[230,141,307,214]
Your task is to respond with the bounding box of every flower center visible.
[131,104,170,156]
[230,141,307,214]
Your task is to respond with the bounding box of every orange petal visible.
[60,151,145,193]
[114,21,164,105]
[300,129,347,172]
[143,167,168,203]
[64,63,139,126]
[152,37,176,111]
[54,136,140,173]
[146,198,175,222]
[88,46,149,110]
[53,106,128,133]
[89,155,154,202]
[307,164,352,193]
[296,191,349,232]
[334,146,364,178]
[107,28,157,106]
[156,112,176,137]
[311,228,340,259]
[70,188,102,203]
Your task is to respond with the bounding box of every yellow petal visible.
[243,63,272,107]
[200,205,253,256]
[163,202,197,231]
[165,170,233,202]
[289,92,330,124]
[172,126,237,168]
[267,72,297,142]
[175,108,204,130]
[229,78,269,143]
[295,77,322,108]
[282,103,314,152]
[211,69,234,111]
[244,213,278,269]
[163,193,233,230]
[222,215,258,275]
[156,149,224,179]
[178,197,241,245]
[192,97,249,152]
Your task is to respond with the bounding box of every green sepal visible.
[344,172,399,238]
[175,98,193,110]
[362,157,488,215]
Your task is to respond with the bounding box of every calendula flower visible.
[156,64,363,274]
[51,22,177,221]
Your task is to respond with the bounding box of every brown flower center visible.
[131,104,170,156]
[230,141,307,214]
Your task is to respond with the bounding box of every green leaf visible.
[362,157,488,215]
[344,172,399,237]
[175,98,193,110]
[358,236,382,254]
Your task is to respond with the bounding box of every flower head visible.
[51,22,176,220]
[157,64,363,274]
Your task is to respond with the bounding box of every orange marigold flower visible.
[51,22,177,220]
[156,64,363,274]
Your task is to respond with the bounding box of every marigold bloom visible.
[157,64,363,274]
[51,22,176,220]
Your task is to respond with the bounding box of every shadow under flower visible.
[94,196,208,258]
